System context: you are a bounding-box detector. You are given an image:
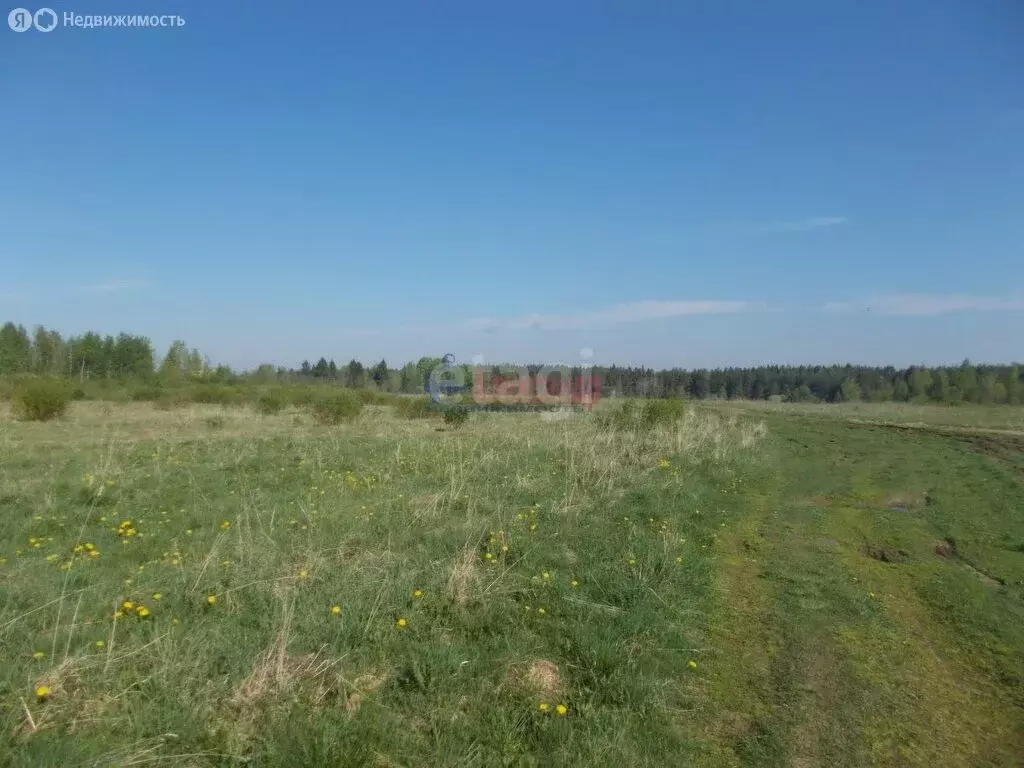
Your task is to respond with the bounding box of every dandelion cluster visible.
[537,701,568,716]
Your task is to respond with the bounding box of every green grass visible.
[1,400,1022,765]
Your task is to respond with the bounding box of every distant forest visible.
[1,321,1022,405]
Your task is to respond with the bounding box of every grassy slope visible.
[699,409,1024,766]
[1,401,1022,766]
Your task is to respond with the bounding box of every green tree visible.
[956,359,979,403]
[160,340,189,381]
[32,326,64,374]
[371,359,389,389]
[67,332,105,379]
[978,372,1000,404]
[890,378,908,401]
[788,384,813,402]
[187,349,205,376]
[909,367,933,402]
[1006,366,1022,405]
[252,364,277,382]
[346,359,365,388]
[839,377,861,402]
[0,322,32,374]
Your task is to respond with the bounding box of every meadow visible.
[1,397,1022,766]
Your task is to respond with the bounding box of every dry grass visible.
[447,542,484,606]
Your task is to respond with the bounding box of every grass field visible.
[1,400,1022,766]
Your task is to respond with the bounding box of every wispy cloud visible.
[824,293,1024,316]
[761,216,847,233]
[468,299,764,332]
[78,278,150,294]
[336,299,765,337]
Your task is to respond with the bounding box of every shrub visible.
[205,415,226,429]
[153,390,190,410]
[310,392,363,425]
[393,396,440,419]
[599,398,686,431]
[443,408,469,428]
[130,385,167,402]
[190,385,242,406]
[12,377,73,421]
[286,387,320,407]
[639,398,686,429]
[255,391,286,415]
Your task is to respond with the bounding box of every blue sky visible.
[2,1,1022,369]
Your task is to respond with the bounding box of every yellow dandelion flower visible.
[529,523,538,531]
[541,571,551,580]
[675,556,683,563]
[297,568,309,580]
[501,544,509,552]
[35,685,50,700]
[412,589,423,598]
[72,545,84,554]
[206,595,217,605]
[152,593,162,601]
[122,601,134,610]
[484,552,493,560]
[113,610,124,619]
[95,640,104,648]
[186,529,193,535]
[32,651,45,660]
[88,550,100,558]
[220,521,231,530]
[687,660,697,669]
[537,607,546,615]
[555,703,568,715]
[395,617,408,628]
[137,607,150,618]
[331,605,341,615]
[571,580,579,588]
[538,702,550,712]
[628,559,636,566]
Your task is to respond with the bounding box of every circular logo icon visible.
[34,7,57,31]
[427,356,467,407]
[8,8,33,31]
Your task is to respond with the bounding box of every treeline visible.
[598,363,1023,405]
[1,322,1022,405]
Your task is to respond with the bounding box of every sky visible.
[2,1,1022,370]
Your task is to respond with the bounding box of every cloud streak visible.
[336,299,765,337]
[761,216,847,233]
[78,279,150,294]
[467,300,765,332]
[824,293,1024,316]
